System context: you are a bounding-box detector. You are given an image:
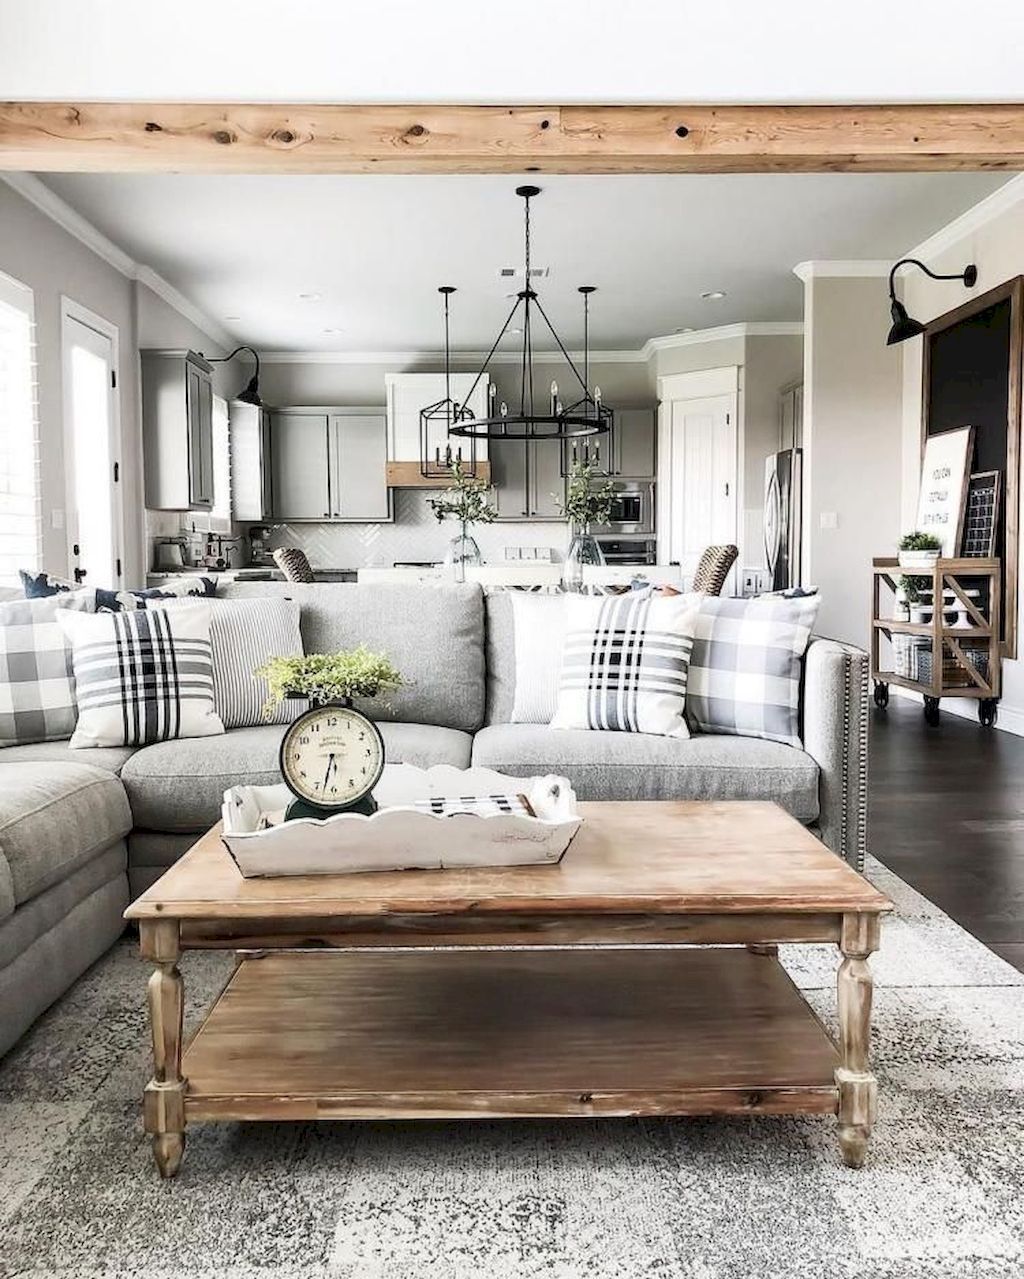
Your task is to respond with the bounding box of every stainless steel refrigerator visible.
[764,448,803,591]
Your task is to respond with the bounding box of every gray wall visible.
[0,182,228,587]
[801,274,902,647]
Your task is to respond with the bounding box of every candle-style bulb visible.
[500,401,508,417]
[594,385,602,404]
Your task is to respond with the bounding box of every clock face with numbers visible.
[279,703,385,810]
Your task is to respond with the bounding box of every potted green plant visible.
[898,575,930,624]
[427,457,497,582]
[256,648,404,718]
[898,531,942,571]
[559,458,615,591]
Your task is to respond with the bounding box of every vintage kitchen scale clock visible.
[278,701,385,820]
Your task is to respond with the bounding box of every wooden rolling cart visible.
[871,557,1002,727]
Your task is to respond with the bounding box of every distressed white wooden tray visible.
[221,763,581,877]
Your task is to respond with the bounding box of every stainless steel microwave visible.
[590,481,655,536]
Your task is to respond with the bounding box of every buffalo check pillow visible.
[685,594,821,746]
[56,602,224,748]
[551,592,701,737]
[0,590,95,747]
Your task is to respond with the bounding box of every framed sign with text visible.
[915,425,975,557]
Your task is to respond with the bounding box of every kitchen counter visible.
[357,564,685,588]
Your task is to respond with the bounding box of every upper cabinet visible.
[229,400,273,521]
[609,408,657,478]
[269,408,391,522]
[491,438,565,521]
[385,372,491,488]
[141,350,214,510]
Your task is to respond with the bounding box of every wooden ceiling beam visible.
[0,103,1022,174]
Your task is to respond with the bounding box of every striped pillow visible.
[153,596,303,728]
[56,603,224,748]
[551,593,700,737]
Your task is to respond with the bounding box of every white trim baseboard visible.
[890,683,1024,736]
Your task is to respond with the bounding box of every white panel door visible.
[667,393,737,588]
[62,308,123,589]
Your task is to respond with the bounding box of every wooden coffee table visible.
[125,800,891,1178]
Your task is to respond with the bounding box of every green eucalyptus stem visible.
[560,458,614,529]
[428,457,497,530]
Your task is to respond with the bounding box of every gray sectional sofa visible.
[0,582,869,1057]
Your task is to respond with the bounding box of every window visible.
[0,272,40,586]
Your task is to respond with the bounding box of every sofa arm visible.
[802,637,869,871]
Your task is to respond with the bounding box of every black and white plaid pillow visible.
[0,591,95,747]
[685,595,821,746]
[56,603,224,748]
[551,592,700,737]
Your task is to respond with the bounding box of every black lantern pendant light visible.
[209,345,263,405]
[886,258,978,346]
[447,185,613,445]
[419,286,479,478]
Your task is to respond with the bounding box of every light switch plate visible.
[50,508,64,530]
[819,511,839,530]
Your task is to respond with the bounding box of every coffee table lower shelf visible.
[177,947,840,1124]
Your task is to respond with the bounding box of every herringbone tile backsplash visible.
[267,491,569,569]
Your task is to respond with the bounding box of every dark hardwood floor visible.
[870,698,1024,972]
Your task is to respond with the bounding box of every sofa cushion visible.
[0,740,136,773]
[123,720,474,832]
[470,724,820,821]
[0,762,132,907]
[221,582,485,732]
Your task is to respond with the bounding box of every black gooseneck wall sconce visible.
[886,258,978,346]
[209,345,263,405]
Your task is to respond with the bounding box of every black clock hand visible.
[322,754,335,793]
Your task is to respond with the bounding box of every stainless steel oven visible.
[595,536,657,566]
[591,480,655,536]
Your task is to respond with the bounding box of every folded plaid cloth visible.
[413,793,535,818]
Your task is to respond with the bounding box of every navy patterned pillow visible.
[95,576,217,612]
[19,569,74,598]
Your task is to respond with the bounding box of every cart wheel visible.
[979,698,999,728]
[873,681,889,709]
[923,696,941,727]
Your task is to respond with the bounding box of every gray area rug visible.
[0,855,1022,1279]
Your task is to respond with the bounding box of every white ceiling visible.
[40,172,1011,353]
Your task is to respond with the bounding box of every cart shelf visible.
[870,557,1001,727]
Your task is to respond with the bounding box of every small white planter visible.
[898,549,940,570]
[221,763,582,877]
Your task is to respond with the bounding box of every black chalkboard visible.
[923,278,1022,655]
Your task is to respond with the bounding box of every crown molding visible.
[903,172,1024,262]
[261,347,647,365]
[792,260,892,282]
[0,172,234,349]
[641,321,803,359]
[261,321,803,366]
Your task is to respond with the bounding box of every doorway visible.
[61,300,122,589]
[657,368,738,589]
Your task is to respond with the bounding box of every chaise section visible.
[0,741,136,773]
[470,724,820,821]
[0,762,131,906]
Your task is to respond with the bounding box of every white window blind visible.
[0,272,41,586]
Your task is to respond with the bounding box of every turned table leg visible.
[141,918,186,1178]
[836,912,879,1169]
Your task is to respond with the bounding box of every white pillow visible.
[151,595,303,729]
[57,603,224,748]
[551,592,701,737]
[509,593,568,724]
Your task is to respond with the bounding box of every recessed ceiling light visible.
[298,291,323,302]
[700,290,727,301]
[508,327,523,335]
[322,327,344,334]
[673,326,695,334]
[223,314,241,321]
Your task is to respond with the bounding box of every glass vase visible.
[445,531,482,583]
[562,524,605,592]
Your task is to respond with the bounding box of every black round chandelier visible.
[446,185,613,445]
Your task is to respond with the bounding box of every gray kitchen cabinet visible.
[491,438,565,521]
[611,407,656,478]
[269,407,391,522]
[229,400,273,521]
[142,349,215,510]
[328,411,391,521]
[270,411,331,520]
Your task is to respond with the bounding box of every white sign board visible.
[915,426,975,557]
